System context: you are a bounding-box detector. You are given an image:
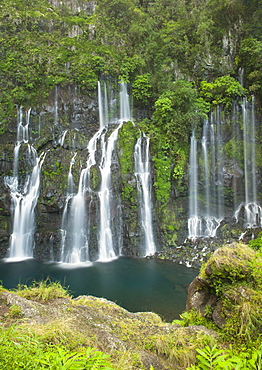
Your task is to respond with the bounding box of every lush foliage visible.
[176,243,262,369]
[199,76,246,110]
[248,231,262,250]
[15,280,71,302]
[187,344,262,370]
[0,0,261,123]
[0,326,113,369]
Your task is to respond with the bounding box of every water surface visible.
[0,257,198,322]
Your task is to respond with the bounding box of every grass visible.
[15,279,71,302]
[0,324,114,369]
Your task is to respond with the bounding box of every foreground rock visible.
[186,242,262,340]
[0,290,217,370]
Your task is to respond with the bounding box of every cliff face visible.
[0,85,97,255]
[0,83,261,264]
[0,84,162,261]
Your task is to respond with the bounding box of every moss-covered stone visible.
[187,242,262,344]
[0,285,218,370]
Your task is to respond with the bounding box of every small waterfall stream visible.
[5,108,46,260]
[188,131,201,239]
[134,134,156,256]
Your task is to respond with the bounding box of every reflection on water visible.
[0,257,198,322]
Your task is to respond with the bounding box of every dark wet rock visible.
[212,300,226,328]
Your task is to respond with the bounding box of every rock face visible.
[48,0,96,15]
[0,83,261,263]
[0,84,159,261]
[186,242,262,336]
[0,85,101,260]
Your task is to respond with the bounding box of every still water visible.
[0,257,198,322]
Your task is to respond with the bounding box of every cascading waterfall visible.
[188,110,226,239]
[5,108,46,260]
[215,109,225,220]
[235,97,262,226]
[188,131,201,239]
[98,127,120,260]
[60,82,133,263]
[188,98,261,240]
[98,82,131,260]
[134,134,156,256]
[60,129,103,263]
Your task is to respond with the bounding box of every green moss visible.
[89,165,101,191]
[117,121,138,175]
[16,280,71,302]
[197,243,262,345]
[200,243,257,281]
[152,155,171,203]
[158,207,181,246]
[121,184,136,203]
[248,232,262,251]
[9,304,23,318]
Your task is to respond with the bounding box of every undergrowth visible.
[0,325,113,369]
[186,343,262,370]
[15,279,71,302]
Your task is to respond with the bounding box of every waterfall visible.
[60,82,132,263]
[188,131,201,239]
[119,82,131,122]
[5,108,46,260]
[60,129,103,263]
[134,134,156,256]
[238,97,262,226]
[215,108,225,220]
[98,82,131,260]
[189,97,261,240]
[188,111,224,239]
[202,120,210,217]
[98,126,121,260]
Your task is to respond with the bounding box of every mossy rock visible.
[200,242,256,282]
[187,242,262,343]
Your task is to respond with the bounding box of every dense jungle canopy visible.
[0,0,262,118]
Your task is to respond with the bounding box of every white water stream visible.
[5,108,46,260]
[188,98,261,240]
[134,134,156,256]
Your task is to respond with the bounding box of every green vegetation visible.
[0,325,113,369]
[248,231,262,250]
[198,243,262,344]
[117,121,138,175]
[0,0,261,122]
[177,242,262,369]
[15,280,71,302]
[187,344,262,370]
[199,76,246,111]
